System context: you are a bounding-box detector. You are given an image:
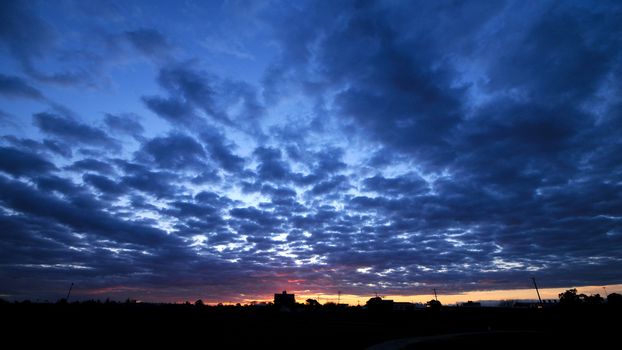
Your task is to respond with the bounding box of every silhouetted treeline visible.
[558,289,622,306]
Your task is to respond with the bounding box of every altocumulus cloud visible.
[0,0,621,302]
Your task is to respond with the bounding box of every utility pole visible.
[66,282,74,301]
[531,277,543,305]
[603,286,608,297]
[433,288,438,301]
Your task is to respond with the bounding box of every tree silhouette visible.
[195,299,204,307]
[607,293,622,306]
[559,288,581,305]
[584,294,604,305]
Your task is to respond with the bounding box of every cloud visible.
[310,175,349,196]
[34,175,82,196]
[1,1,622,301]
[42,139,72,158]
[2,135,72,158]
[136,133,207,171]
[82,173,127,195]
[117,161,180,198]
[66,158,115,175]
[33,112,119,150]
[155,65,225,122]
[0,146,57,177]
[142,95,195,126]
[0,74,44,100]
[363,174,429,197]
[199,130,245,173]
[253,146,292,182]
[0,176,173,246]
[143,65,265,135]
[249,0,622,292]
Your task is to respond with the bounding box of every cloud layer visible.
[1,0,621,302]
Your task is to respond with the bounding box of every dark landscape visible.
[3,292,620,349]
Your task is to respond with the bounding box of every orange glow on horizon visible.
[71,284,622,306]
[237,284,622,306]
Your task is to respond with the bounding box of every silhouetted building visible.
[366,296,394,311]
[274,291,296,308]
[460,301,481,308]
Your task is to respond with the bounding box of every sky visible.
[1,0,621,304]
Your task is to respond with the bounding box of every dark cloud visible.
[155,65,225,122]
[310,175,349,196]
[284,2,466,163]
[363,174,429,197]
[482,4,620,105]
[0,176,173,246]
[42,139,72,158]
[82,173,126,195]
[162,200,226,232]
[34,175,82,196]
[199,130,244,173]
[0,146,56,177]
[260,184,297,206]
[314,147,346,174]
[136,133,207,171]
[0,74,44,99]
[33,112,119,150]
[230,206,281,227]
[253,146,293,182]
[142,95,195,126]
[251,0,622,294]
[2,135,72,158]
[118,161,180,198]
[66,158,115,175]
[144,65,265,135]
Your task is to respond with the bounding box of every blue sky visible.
[1,0,621,302]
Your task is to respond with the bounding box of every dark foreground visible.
[2,302,619,349]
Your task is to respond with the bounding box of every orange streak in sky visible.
[239,284,622,306]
